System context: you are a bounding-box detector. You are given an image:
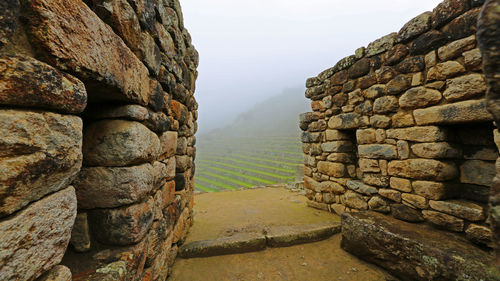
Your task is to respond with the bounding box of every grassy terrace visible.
[198,160,294,181]
[194,135,302,192]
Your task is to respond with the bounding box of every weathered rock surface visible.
[70,212,91,253]
[373,96,399,114]
[344,191,368,210]
[37,265,72,281]
[378,189,402,202]
[363,174,389,187]
[317,161,345,177]
[302,0,496,261]
[0,109,82,217]
[359,159,380,173]
[83,120,160,166]
[0,187,77,281]
[429,200,485,221]
[412,181,457,200]
[443,74,486,102]
[466,224,494,247]
[74,163,155,209]
[387,74,412,95]
[366,33,396,57]
[399,87,442,109]
[341,212,497,281]
[358,144,397,159]
[25,0,153,105]
[370,115,391,128]
[388,159,457,180]
[427,61,465,81]
[397,12,432,43]
[437,35,475,61]
[386,126,448,142]
[0,0,20,48]
[422,210,464,232]
[346,180,378,195]
[320,141,353,153]
[84,103,171,133]
[159,131,178,160]
[443,7,481,41]
[414,99,493,125]
[368,196,391,213]
[478,0,500,262]
[0,55,87,114]
[328,112,364,129]
[390,177,412,192]
[179,232,267,258]
[85,104,149,121]
[89,197,154,245]
[391,204,424,222]
[431,0,470,28]
[411,142,461,159]
[348,58,370,78]
[410,30,447,55]
[460,160,496,186]
[463,48,482,70]
[402,193,429,209]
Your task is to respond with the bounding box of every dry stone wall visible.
[478,0,500,265]
[301,0,497,248]
[0,0,198,280]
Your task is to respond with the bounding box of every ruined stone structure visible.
[0,0,198,280]
[301,0,499,278]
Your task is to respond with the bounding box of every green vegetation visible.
[194,87,308,192]
[194,136,302,192]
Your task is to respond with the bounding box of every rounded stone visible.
[83,120,160,166]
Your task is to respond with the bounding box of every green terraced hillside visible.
[194,136,303,192]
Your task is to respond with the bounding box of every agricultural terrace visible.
[194,136,302,192]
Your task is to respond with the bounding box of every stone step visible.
[179,221,341,258]
[341,211,499,281]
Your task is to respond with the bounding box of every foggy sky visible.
[181,0,443,135]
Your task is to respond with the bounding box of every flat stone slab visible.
[179,232,266,258]
[266,221,341,247]
[179,221,340,258]
[341,212,499,281]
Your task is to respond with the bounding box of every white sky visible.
[181,0,443,134]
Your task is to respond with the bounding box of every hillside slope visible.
[195,87,308,192]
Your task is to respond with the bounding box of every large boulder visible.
[0,55,87,114]
[82,120,160,166]
[89,198,154,245]
[0,186,77,281]
[0,109,82,217]
[25,0,154,105]
[74,163,155,209]
[341,212,498,281]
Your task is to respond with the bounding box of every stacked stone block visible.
[0,0,197,280]
[0,56,83,281]
[477,0,500,265]
[301,0,496,248]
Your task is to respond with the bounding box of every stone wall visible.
[301,0,497,248]
[0,0,198,280]
[478,0,500,265]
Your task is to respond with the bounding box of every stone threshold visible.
[178,221,341,258]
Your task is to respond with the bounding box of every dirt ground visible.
[170,187,395,281]
[170,235,394,281]
[186,187,338,242]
